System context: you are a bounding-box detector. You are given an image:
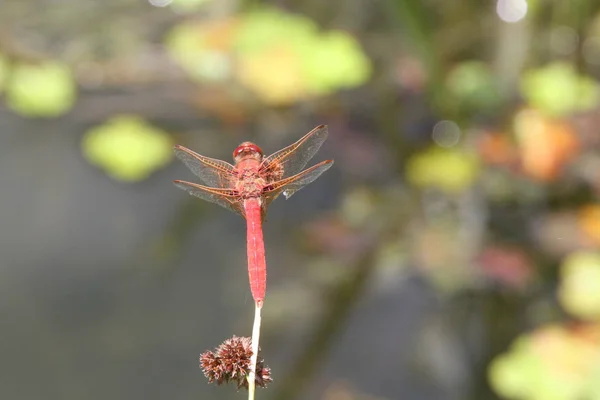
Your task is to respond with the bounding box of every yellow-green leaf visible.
[303,30,372,95]
[233,8,317,56]
[489,325,600,400]
[559,251,600,320]
[6,61,76,117]
[406,147,480,193]
[82,115,173,182]
[521,62,599,117]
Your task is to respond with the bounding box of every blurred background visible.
[2,0,600,399]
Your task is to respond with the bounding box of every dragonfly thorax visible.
[238,177,265,198]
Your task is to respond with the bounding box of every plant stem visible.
[248,300,263,400]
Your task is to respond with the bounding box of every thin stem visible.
[248,300,262,400]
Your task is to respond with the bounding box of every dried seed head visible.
[199,351,225,384]
[199,336,272,390]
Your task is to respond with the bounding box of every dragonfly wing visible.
[260,125,329,181]
[174,145,236,188]
[174,180,245,217]
[262,160,334,207]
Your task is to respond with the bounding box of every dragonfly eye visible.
[233,142,263,159]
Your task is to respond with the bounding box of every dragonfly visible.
[173,125,333,305]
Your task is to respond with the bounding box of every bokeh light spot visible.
[149,0,172,7]
[496,0,528,23]
[432,120,461,148]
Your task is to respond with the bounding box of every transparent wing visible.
[262,160,334,207]
[173,180,245,217]
[260,125,329,181]
[174,145,236,188]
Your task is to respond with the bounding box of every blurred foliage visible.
[446,61,503,114]
[521,62,599,117]
[579,205,600,247]
[514,109,579,181]
[5,61,76,117]
[169,0,213,13]
[167,7,371,104]
[489,250,600,399]
[166,18,237,82]
[407,146,479,193]
[3,1,600,399]
[82,116,173,181]
[489,324,600,400]
[559,251,600,321]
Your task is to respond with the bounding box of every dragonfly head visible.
[233,142,263,163]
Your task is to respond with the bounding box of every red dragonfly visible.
[173,125,333,305]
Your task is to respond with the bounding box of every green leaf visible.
[234,8,318,55]
[6,61,76,117]
[489,325,600,400]
[521,62,599,117]
[406,147,480,193]
[234,8,371,97]
[302,30,372,94]
[584,359,600,399]
[489,350,545,399]
[559,251,600,320]
[82,115,173,182]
